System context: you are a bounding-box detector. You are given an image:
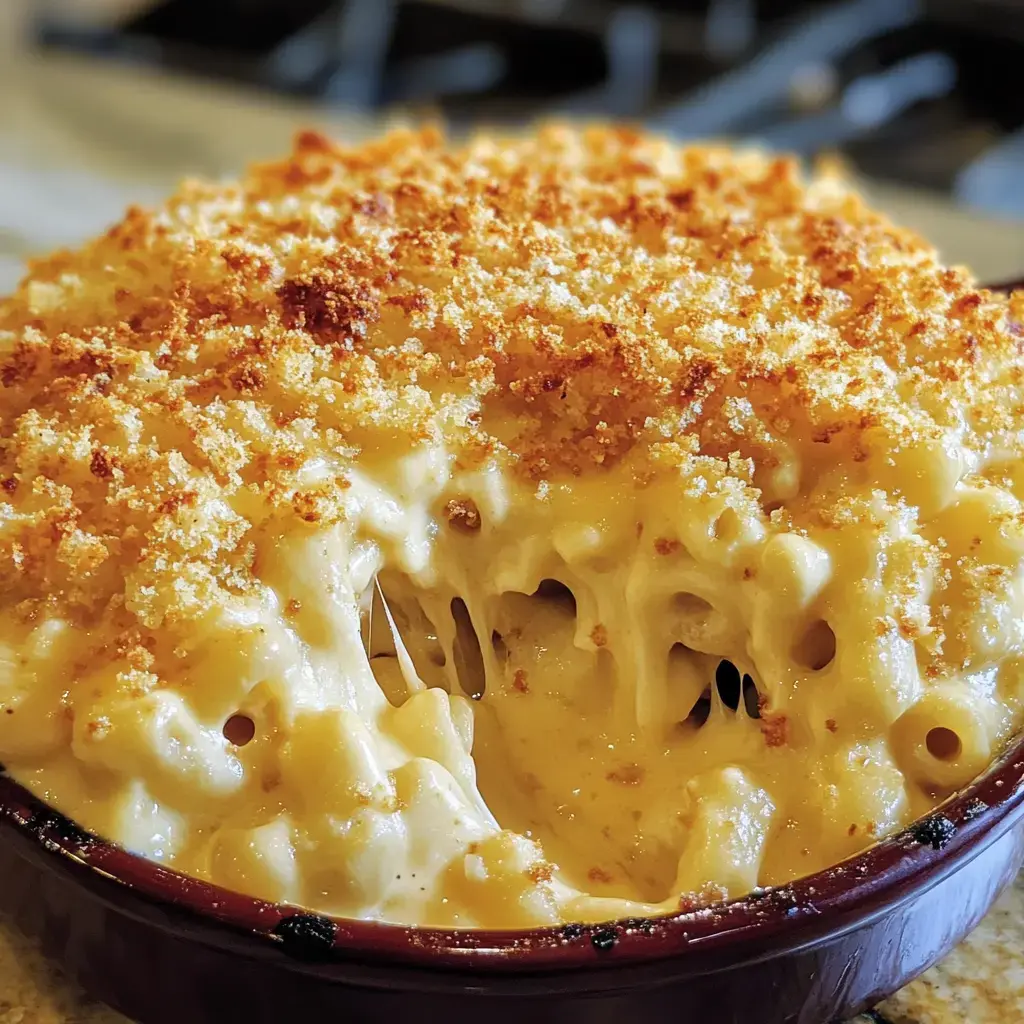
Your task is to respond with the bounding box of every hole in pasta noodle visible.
[715,660,741,711]
[533,578,577,616]
[223,713,255,747]
[451,597,486,700]
[926,726,962,762]
[792,619,836,671]
[742,674,761,718]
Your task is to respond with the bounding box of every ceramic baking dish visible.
[3,283,1022,1024]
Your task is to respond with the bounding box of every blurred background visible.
[1,0,1022,291]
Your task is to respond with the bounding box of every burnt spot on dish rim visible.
[590,927,618,952]
[25,806,98,854]
[560,921,652,952]
[0,768,98,857]
[272,913,340,961]
[909,814,958,851]
[963,798,989,822]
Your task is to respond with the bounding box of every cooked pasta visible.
[1,124,1023,928]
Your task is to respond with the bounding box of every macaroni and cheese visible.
[2,126,1023,928]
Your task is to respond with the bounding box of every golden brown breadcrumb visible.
[1,123,1021,645]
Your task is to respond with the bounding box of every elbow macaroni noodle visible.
[1,125,1023,927]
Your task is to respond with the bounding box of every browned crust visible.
[0,123,1019,656]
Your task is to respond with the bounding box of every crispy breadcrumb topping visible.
[1,124,1021,638]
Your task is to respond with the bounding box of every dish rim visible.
[3,729,1024,975]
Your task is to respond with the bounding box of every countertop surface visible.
[0,3,1022,1021]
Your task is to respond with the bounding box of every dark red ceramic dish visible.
[2,278,1022,1024]
[1,734,1024,1024]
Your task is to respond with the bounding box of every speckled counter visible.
[1,872,1021,1023]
